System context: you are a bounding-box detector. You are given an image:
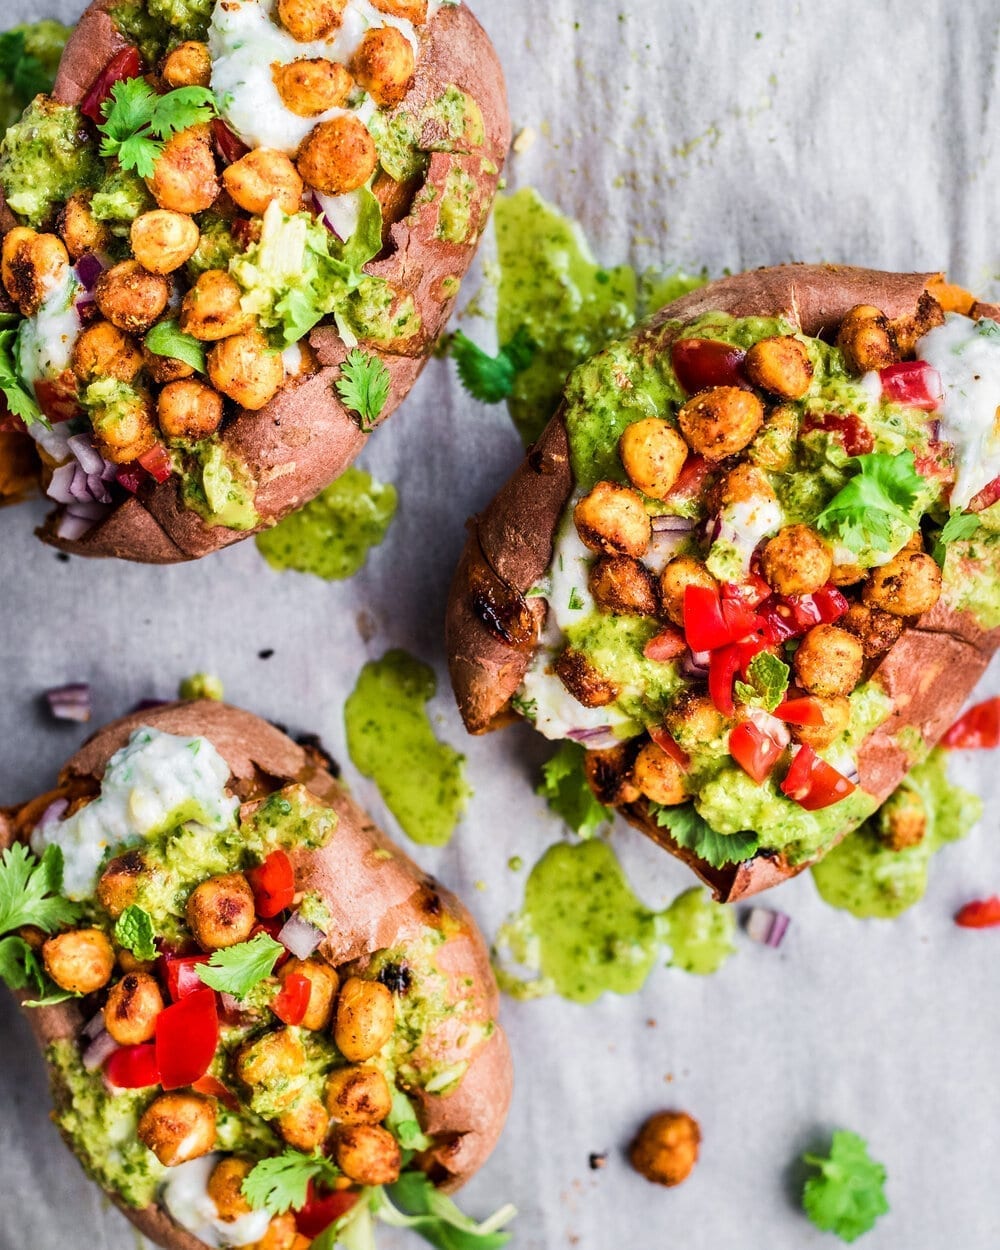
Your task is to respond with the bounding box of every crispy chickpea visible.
[325,1066,393,1126]
[829,557,866,587]
[588,555,659,617]
[792,695,851,750]
[335,1124,401,1186]
[90,389,158,464]
[677,386,763,460]
[103,971,164,1045]
[279,958,339,1031]
[841,603,903,658]
[879,788,927,851]
[71,321,143,385]
[632,741,687,806]
[372,0,427,20]
[223,149,304,216]
[296,115,378,195]
[584,743,641,807]
[836,304,899,375]
[158,379,225,441]
[138,1094,216,1166]
[42,928,115,994]
[256,1214,303,1250]
[180,269,253,342]
[208,329,285,410]
[272,59,354,118]
[793,625,864,698]
[659,556,717,628]
[118,950,156,975]
[554,647,619,708]
[2,228,69,316]
[130,210,201,275]
[186,872,256,950]
[891,291,945,356]
[207,1157,254,1222]
[744,335,814,399]
[665,692,726,749]
[58,192,111,261]
[161,41,212,89]
[95,260,170,335]
[629,1111,700,1188]
[749,404,799,473]
[143,344,195,384]
[574,481,651,557]
[709,462,775,510]
[236,1029,306,1104]
[761,524,833,597]
[862,551,942,618]
[351,27,415,108]
[277,0,347,41]
[147,125,220,214]
[278,1099,330,1151]
[618,418,688,500]
[334,977,395,1062]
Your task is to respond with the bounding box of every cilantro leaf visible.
[0,327,44,428]
[98,79,217,178]
[734,651,789,712]
[336,349,392,432]
[377,1171,516,1250]
[932,511,982,567]
[803,1130,889,1243]
[114,905,156,963]
[816,451,924,555]
[195,931,284,999]
[0,844,80,935]
[449,328,535,403]
[145,320,207,374]
[242,1150,340,1217]
[0,934,45,992]
[537,741,612,839]
[652,803,759,869]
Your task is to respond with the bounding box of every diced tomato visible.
[192,1074,240,1111]
[801,412,874,458]
[879,361,943,412]
[115,463,145,494]
[137,443,173,483]
[942,697,1000,750]
[785,585,849,631]
[780,745,856,811]
[672,338,747,394]
[970,474,1000,514]
[212,117,250,165]
[248,850,296,918]
[757,597,799,643]
[272,972,311,1026]
[649,725,690,771]
[155,988,219,1091]
[105,1043,159,1090]
[161,953,211,1002]
[708,644,741,716]
[954,896,1000,929]
[80,46,143,123]
[34,377,82,424]
[683,585,731,652]
[295,1183,359,1238]
[720,596,760,642]
[643,627,687,662]
[663,454,711,507]
[721,571,771,609]
[729,721,784,784]
[735,632,772,678]
[774,697,826,727]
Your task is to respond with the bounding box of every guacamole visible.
[0,96,99,227]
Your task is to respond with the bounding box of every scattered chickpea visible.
[588,555,659,617]
[335,1124,402,1186]
[103,971,164,1045]
[890,291,945,357]
[744,335,814,399]
[158,379,225,441]
[1,228,69,315]
[659,556,717,628]
[761,524,833,597]
[334,977,396,1063]
[130,210,201,275]
[879,788,927,851]
[748,404,799,473]
[632,741,687,806]
[278,1098,330,1152]
[223,149,304,216]
[161,41,212,89]
[836,304,899,375]
[677,386,763,460]
[629,1111,700,1187]
[841,603,903,658]
[793,624,865,698]
[208,328,285,410]
[42,928,115,994]
[279,958,339,1031]
[277,0,348,41]
[618,418,688,500]
[791,695,852,750]
[256,1213,305,1250]
[207,1156,254,1222]
[272,59,354,118]
[138,1093,216,1166]
[862,551,942,617]
[371,0,428,21]
[665,691,726,748]
[708,462,775,510]
[829,557,866,587]
[180,269,253,342]
[296,115,378,195]
[95,261,170,335]
[146,125,220,215]
[584,744,641,807]
[573,481,651,558]
[90,388,159,464]
[325,1066,393,1126]
[236,1030,306,1109]
[58,192,111,260]
[71,322,143,385]
[553,647,619,709]
[351,27,416,108]
[143,344,196,384]
[186,872,256,950]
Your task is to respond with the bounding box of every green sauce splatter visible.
[256,468,397,580]
[178,672,224,701]
[663,887,736,974]
[344,650,471,847]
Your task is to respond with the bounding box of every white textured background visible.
[1,1,999,1248]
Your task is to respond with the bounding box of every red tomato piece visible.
[211,117,250,165]
[192,1074,241,1111]
[155,988,219,1091]
[709,645,741,716]
[721,572,771,609]
[643,627,687,662]
[161,953,211,1002]
[295,1184,359,1238]
[970,474,1000,514]
[729,721,783,784]
[115,463,144,494]
[757,598,799,643]
[683,585,731,652]
[879,361,943,412]
[80,46,143,122]
[942,697,1000,750]
[272,972,311,1026]
[774,697,825,727]
[672,338,747,394]
[780,745,856,811]
[105,1043,160,1090]
[34,378,82,424]
[954,896,1000,929]
[663,454,711,507]
[137,443,173,483]
[801,413,875,458]
[811,585,850,624]
[720,596,760,642]
[248,850,296,918]
[649,725,691,771]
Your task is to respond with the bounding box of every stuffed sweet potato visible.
[447,264,1000,901]
[0,701,512,1249]
[0,0,509,562]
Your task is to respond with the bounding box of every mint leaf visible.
[734,651,789,712]
[145,320,207,374]
[114,905,156,962]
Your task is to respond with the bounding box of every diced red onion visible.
[564,725,621,750]
[745,907,790,948]
[82,1029,119,1071]
[75,253,106,291]
[56,512,94,541]
[651,515,696,533]
[86,472,113,505]
[69,466,93,503]
[37,797,69,830]
[82,1011,107,1040]
[220,993,242,1016]
[46,463,78,505]
[681,649,711,678]
[278,912,324,960]
[74,289,96,313]
[131,698,169,713]
[67,433,106,475]
[45,683,92,723]
[116,464,144,495]
[311,192,339,237]
[66,500,110,521]
[745,706,791,748]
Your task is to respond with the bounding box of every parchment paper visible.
[1,2,999,1248]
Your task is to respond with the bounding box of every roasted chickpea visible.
[118,950,156,975]
[278,1099,330,1151]
[891,290,945,356]
[138,1094,216,1166]
[103,971,164,1045]
[186,872,256,950]
[664,691,726,749]
[143,344,195,384]
[279,958,339,1031]
[659,556,717,628]
[272,59,354,118]
[351,27,415,108]
[2,227,69,316]
[373,0,427,17]
[862,551,942,617]
[207,1157,254,1222]
[223,149,304,216]
[58,192,111,260]
[708,462,775,510]
[744,335,813,399]
[761,524,833,597]
[632,741,687,806]
[836,304,899,375]
[208,329,285,410]
[236,1029,306,1105]
[95,260,170,335]
[277,0,347,41]
[879,788,927,851]
[841,603,903,658]
[130,210,201,275]
[793,625,864,698]
[791,695,851,750]
[157,379,225,441]
[71,321,143,385]
[42,928,115,994]
[553,647,619,709]
[629,1111,700,1188]
[325,1066,393,1126]
[180,269,253,342]
[147,125,220,215]
[618,418,688,500]
[296,115,378,196]
[334,977,395,1062]
[588,555,659,617]
[748,404,799,473]
[574,481,651,557]
[677,386,763,460]
[90,388,158,464]
[161,41,212,88]
[256,1214,303,1250]
[335,1124,401,1186]
[829,557,866,587]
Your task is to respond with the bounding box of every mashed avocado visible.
[90,167,155,235]
[180,441,260,532]
[111,0,212,61]
[436,168,477,245]
[0,96,99,227]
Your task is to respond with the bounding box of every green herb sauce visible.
[0,97,100,228]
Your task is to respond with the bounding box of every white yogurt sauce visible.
[15,264,82,456]
[31,728,237,899]
[707,494,783,580]
[160,1156,271,1248]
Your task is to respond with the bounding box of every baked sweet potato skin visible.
[0,701,512,1248]
[446,264,1000,900]
[6,2,510,562]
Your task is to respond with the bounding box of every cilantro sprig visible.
[0,319,44,428]
[0,843,81,1005]
[242,1150,341,1217]
[98,79,218,179]
[816,451,924,555]
[652,803,759,869]
[336,349,392,432]
[802,1130,889,1243]
[449,327,535,403]
[114,905,156,963]
[734,652,789,713]
[932,510,982,567]
[537,741,612,839]
[195,930,284,999]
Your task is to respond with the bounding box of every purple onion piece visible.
[82,1029,119,1072]
[82,1011,106,1041]
[45,683,92,723]
[744,907,791,948]
[278,912,324,960]
[651,514,696,533]
[86,472,113,505]
[681,649,710,679]
[75,252,106,291]
[46,463,77,505]
[55,512,94,541]
[130,698,170,714]
[66,500,111,521]
[37,797,69,830]
[67,433,106,476]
